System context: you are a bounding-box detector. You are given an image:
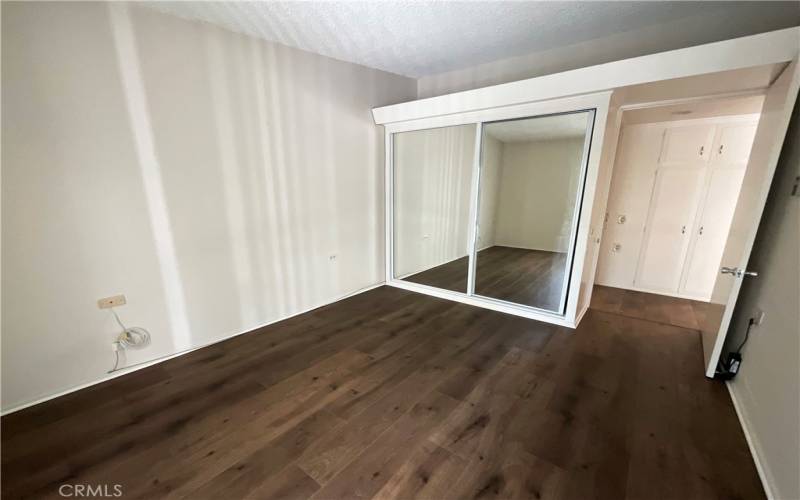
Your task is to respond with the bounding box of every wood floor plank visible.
[372,440,466,500]
[243,465,320,500]
[308,391,461,500]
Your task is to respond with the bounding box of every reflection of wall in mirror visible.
[476,134,503,250]
[483,137,585,253]
[393,125,476,277]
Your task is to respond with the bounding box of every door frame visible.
[703,60,800,377]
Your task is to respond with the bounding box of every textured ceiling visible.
[145,1,800,78]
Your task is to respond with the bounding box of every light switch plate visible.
[98,294,126,309]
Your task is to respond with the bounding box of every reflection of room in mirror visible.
[475,112,590,312]
[392,124,476,293]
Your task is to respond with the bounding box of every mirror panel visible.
[474,111,593,312]
[392,124,477,293]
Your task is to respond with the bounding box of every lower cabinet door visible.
[679,166,747,299]
[634,167,705,293]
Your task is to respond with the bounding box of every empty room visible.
[2,2,799,499]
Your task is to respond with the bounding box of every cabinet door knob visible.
[699,226,704,235]
[719,144,724,155]
[681,225,686,234]
[699,146,705,156]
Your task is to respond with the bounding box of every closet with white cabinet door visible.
[597,115,759,301]
[677,122,757,299]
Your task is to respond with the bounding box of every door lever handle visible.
[721,267,758,278]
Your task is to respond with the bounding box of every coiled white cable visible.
[109,308,151,373]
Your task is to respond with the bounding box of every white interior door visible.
[702,60,800,377]
[635,167,705,293]
[680,166,747,299]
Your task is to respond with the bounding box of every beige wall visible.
[724,103,799,500]
[1,1,415,411]
[493,138,585,253]
[392,124,475,278]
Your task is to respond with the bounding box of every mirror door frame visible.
[384,92,611,327]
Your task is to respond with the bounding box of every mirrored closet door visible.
[474,111,594,313]
[392,124,477,293]
[389,109,595,317]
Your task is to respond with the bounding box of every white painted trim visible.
[564,101,610,322]
[373,27,799,125]
[560,108,596,314]
[466,123,483,296]
[383,93,611,134]
[574,298,591,326]
[726,381,775,500]
[387,279,575,327]
[0,281,386,416]
[621,113,762,131]
[385,93,611,327]
[705,60,800,378]
[384,130,394,283]
[577,98,623,324]
[619,89,767,113]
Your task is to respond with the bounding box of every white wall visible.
[577,99,622,317]
[476,134,503,250]
[392,124,476,277]
[595,124,665,288]
[0,2,415,411]
[493,138,585,253]
[723,103,799,500]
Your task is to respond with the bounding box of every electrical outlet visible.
[98,294,126,309]
[753,309,766,326]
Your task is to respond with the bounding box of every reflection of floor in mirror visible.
[404,246,567,311]
[590,284,710,331]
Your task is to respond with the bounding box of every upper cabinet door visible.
[659,124,715,164]
[713,123,758,163]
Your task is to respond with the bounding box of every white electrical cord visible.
[109,308,151,373]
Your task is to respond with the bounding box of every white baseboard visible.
[726,381,775,500]
[574,302,590,326]
[1,281,386,416]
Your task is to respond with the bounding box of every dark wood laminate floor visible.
[591,284,711,331]
[1,286,762,500]
[404,246,567,311]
